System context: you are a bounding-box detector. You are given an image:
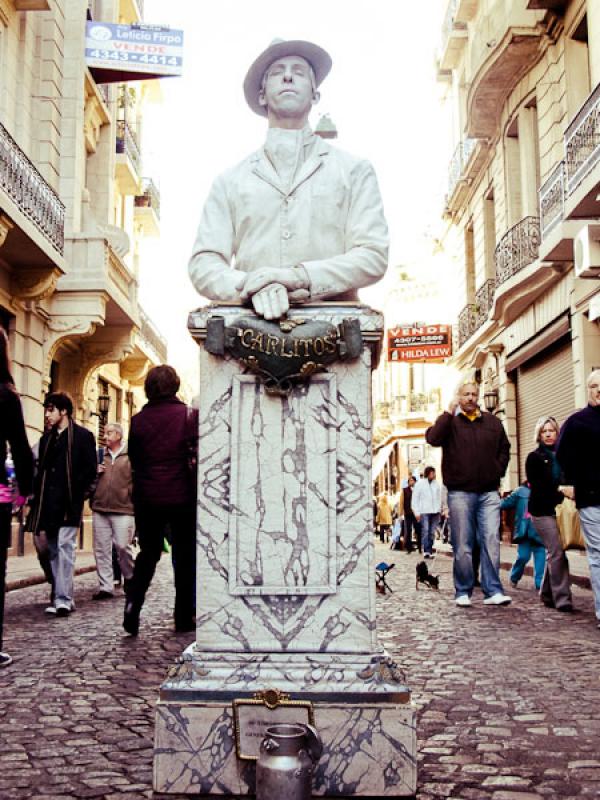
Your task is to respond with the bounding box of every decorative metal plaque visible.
[232,689,315,761]
[205,315,362,395]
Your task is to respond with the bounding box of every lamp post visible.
[96,394,111,444]
[483,388,504,416]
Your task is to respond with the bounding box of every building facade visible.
[438,0,600,487]
[0,0,167,451]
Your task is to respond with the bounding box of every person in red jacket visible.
[124,365,198,635]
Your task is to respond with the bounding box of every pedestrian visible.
[124,365,198,636]
[397,476,421,553]
[28,392,97,616]
[411,466,441,559]
[90,423,135,600]
[526,415,574,612]
[375,491,393,543]
[501,482,546,591]
[426,377,512,607]
[0,328,34,667]
[556,368,600,628]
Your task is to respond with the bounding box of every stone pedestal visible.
[154,304,416,797]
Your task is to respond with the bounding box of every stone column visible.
[154,303,416,797]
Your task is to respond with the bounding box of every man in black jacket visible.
[556,369,600,629]
[426,379,511,608]
[29,392,97,616]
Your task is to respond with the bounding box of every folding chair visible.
[375,561,395,594]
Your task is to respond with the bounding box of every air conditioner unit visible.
[574,223,600,278]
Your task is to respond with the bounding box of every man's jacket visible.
[90,445,133,515]
[189,129,388,303]
[426,410,510,493]
[556,404,600,509]
[29,420,97,535]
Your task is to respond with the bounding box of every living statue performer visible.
[188,38,389,315]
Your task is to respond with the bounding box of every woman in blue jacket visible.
[501,482,546,590]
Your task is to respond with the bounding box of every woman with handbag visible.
[0,328,34,666]
[525,415,574,612]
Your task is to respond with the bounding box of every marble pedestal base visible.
[154,648,417,797]
[153,305,417,796]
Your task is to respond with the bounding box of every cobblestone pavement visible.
[0,544,599,800]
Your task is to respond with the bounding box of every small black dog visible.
[416,560,440,590]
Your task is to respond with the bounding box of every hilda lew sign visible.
[388,324,453,363]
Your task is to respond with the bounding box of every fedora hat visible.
[244,38,332,117]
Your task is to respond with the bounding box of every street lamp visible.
[97,394,111,420]
[483,388,499,414]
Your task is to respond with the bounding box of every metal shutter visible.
[516,340,574,481]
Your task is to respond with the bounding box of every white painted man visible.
[189,39,389,319]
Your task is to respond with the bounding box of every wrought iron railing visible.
[539,161,566,239]
[134,177,160,218]
[0,122,65,255]
[139,307,168,363]
[447,137,477,199]
[494,216,540,286]
[565,80,600,195]
[116,120,141,175]
[456,278,495,349]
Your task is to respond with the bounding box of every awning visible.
[372,441,396,482]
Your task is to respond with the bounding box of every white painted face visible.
[260,55,316,122]
[458,384,479,414]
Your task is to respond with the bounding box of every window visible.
[565,13,590,120]
[483,187,496,282]
[504,97,540,226]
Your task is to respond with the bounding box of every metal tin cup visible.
[256,723,323,800]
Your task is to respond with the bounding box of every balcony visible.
[456,278,495,349]
[445,137,489,213]
[438,0,468,72]
[0,121,65,259]
[139,307,168,363]
[465,2,548,139]
[540,161,566,239]
[115,121,142,195]
[565,81,600,194]
[495,216,540,287]
[134,178,160,236]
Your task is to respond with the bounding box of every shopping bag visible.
[555,498,585,550]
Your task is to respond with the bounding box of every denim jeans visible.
[510,539,546,590]
[420,513,440,556]
[579,505,600,621]
[448,490,504,598]
[38,526,78,609]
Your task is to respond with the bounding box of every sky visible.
[137,0,453,389]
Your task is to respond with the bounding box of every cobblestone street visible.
[1,543,599,800]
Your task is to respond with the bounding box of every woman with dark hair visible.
[0,328,34,666]
[526,415,573,612]
[124,365,198,635]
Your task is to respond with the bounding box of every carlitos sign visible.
[388,324,452,363]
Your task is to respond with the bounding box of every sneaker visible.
[424,553,432,559]
[483,593,512,606]
[92,590,114,601]
[44,605,57,615]
[455,595,472,607]
[0,652,13,668]
[55,605,71,617]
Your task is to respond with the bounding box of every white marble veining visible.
[154,305,417,796]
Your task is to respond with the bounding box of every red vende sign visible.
[388,325,453,362]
